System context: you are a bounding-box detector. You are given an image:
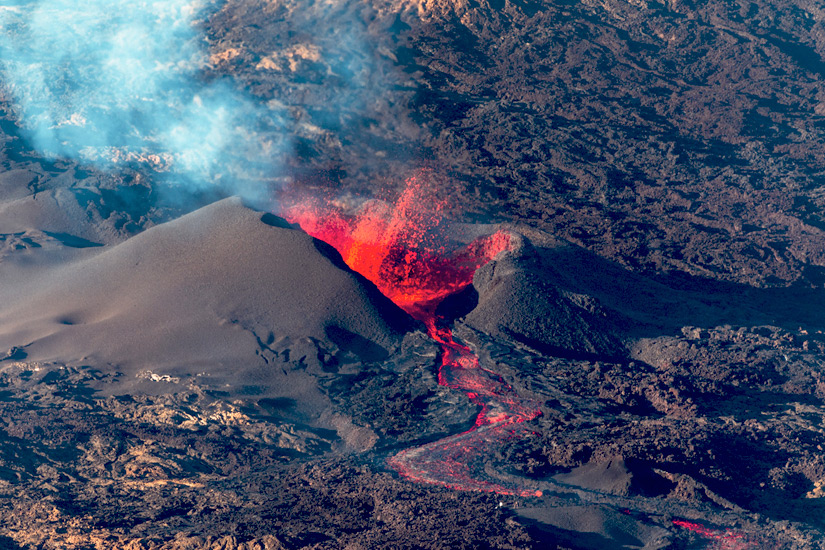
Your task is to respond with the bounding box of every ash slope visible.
[0,197,413,399]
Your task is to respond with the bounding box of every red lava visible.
[672,519,753,550]
[281,176,543,497]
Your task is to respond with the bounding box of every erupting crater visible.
[281,176,543,497]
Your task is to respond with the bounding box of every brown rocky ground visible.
[3,0,825,548]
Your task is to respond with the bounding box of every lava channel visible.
[281,177,543,497]
[672,520,753,550]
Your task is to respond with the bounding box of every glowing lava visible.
[281,176,542,497]
[672,520,753,550]
[282,179,510,319]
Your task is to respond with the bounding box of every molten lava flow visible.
[672,520,752,550]
[389,323,543,497]
[281,176,542,497]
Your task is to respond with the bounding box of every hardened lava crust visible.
[3,0,825,548]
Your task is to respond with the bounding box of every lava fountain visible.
[281,176,542,497]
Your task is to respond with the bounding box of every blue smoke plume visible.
[0,0,288,202]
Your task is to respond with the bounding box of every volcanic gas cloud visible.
[282,177,543,497]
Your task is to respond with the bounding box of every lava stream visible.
[389,319,543,497]
[281,177,542,497]
[672,520,752,550]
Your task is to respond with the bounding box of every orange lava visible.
[280,176,542,497]
[282,176,510,320]
[672,519,753,549]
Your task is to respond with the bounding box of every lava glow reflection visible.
[281,177,542,497]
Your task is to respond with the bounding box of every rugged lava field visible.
[3,0,825,548]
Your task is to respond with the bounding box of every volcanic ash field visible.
[4,0,825,549]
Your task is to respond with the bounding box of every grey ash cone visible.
[463,232,627,360]
[0,197,414,398]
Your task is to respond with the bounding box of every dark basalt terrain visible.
[4,0,825,548]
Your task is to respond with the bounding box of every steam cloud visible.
[0,0,288,202]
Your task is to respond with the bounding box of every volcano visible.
[0,197,412,400]
[3,0,825,548]
[282,176,545,497]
